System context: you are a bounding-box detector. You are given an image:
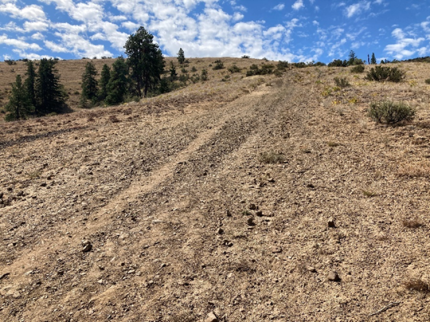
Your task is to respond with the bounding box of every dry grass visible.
[258,151,285,164]
[402,218,423,228]
[398,162,430,178]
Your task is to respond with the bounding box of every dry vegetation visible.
[1,58,430,321]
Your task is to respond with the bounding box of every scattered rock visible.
[247,217,256,226]
[271,246,282,254]
[328,271,340,282]
[217,228,224,235]
[256,211,263,217]
[205,312,219,322]
[81,240,92,253]
[226,210,232,217]
[307,266,316,273]
[0,272,10,280]
[40,183,47,187]
[249,204,258,210]
[328,218,336,228]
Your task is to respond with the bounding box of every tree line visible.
[4,27,191,121]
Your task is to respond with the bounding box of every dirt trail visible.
[2,67,430,322]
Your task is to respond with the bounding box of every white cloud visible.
[273,3,285,11]
[345,1,371,18]
[0,3,46,21]
[292,0,304,10]
[0,34,42,50]
[384,27,425,59]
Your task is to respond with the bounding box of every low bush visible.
[241,55,250,59]
[259,152,285,164]
[366,66,405,82]
[228,65,241,73]
[368,101,415,124]
[246,64,274,76]
[213,60,224,70]
[334,77,350,88]
[425,79,430,84]
[351,65,365,73]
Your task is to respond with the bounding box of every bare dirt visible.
[1,59,430,321]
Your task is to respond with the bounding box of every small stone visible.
[271,246,282,254]
[328,218,336,228]
[328,271,340,282]
[217,228,224,235]
[82,240,92,252]
[226,210,232,217]
[307,266,316,272]
[256,211,263,217]
[205,312,219,322]
[247,217,256,226]
[249,204,258,210]
[40,183,47,187]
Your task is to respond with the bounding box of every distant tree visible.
[177,48,185,65]
[24,60,36,109]
[371,53,377,65]
[201,68,208,81]
[35,58,67,115]
[5,75,34,121]
[98,64,111,102]
[105,56,129,105]
[124,26,165,98]
[81,61,99,105]
[169,61,177,81]
[348,50,357,65]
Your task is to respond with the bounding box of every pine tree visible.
[5,75,34,121]
[105,56,129,105]
[169,61,177,81]
[371,53,377,65]
[35,58,67,115]
[177,48,185,65]
[24,61,36,109]
[98,64,111,102]
[124,26,165,98]
[81,61,98,104]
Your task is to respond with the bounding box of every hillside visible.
[1,59,430,321]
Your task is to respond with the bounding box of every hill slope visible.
[1,60,430,321]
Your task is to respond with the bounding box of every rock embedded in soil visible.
[328,218,336,228]
[328,271,340,282]
[205,312,219,322]
[249,203,258,210]
[247,217,256,226]
[81,240,92,252]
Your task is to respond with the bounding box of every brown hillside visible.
[1,59,430,321]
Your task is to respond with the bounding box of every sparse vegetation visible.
[213,60,224,70]
[404,279,429,293]
[425,79,430,84]
[402,218,422,228]
[351,65,365,73]
[334,77,350,88]
[228,65,241,73]
[367,101,415,124]
[366,66,405,82]
[259,151,285,164]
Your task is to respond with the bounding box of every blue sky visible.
[0,0,429,63]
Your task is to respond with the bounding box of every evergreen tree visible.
[371,53,377,65]
[35,58,67,115]
[24,61,36,109]
[169,61,177,81]
[5,75,34,121]
[98,64,111,102]
[124,26,165,98]
[105,56,129,105]
[177,48,185,64]
[81,61,98,104]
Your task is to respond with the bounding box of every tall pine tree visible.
[24,61,36,109]
[98,64,111,102]
[177,48,185,65]
[371,53,377,65]
[106,56,129,105]
[124,26,165,98]
[35,58,67,115]
[81,61,99,107]
[5,75,34,121]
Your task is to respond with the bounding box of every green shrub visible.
[351,65,365,73]
[213,60,224,70]
[425,79,430,84]
[334,77,350,88]
[259,152,285,164]
[201,69,208,81]
[246,64,274,76]
[366,66,405,82]
[191,66,197,72]
[368,101,415,124]
[228,65,241,73]
[241,55,250,59]
[328,59,348,67]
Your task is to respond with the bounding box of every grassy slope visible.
[1,59,430,321]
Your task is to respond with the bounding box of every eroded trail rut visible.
[2,76,430,321]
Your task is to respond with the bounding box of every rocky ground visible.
[1,61,430,321]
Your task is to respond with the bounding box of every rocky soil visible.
[1,61,430,321]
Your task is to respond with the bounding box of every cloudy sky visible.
[0,0,429,63]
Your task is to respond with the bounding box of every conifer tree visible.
[177,48,185,65]
[98,64,111,102]
[371,53,377,65]
[105,56,129,105]
[24,61,36,109]
[35,58,67,115]
[5,75,34,121]
[169,61,177,81]
[124,26,165,98]
[81,61,98,104]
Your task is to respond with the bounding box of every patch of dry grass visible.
[258,151,285,164]
[398,162,430,178]
[402,218,423,228]
[404,278,429,293]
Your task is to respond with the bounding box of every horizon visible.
[0,1,429,64]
